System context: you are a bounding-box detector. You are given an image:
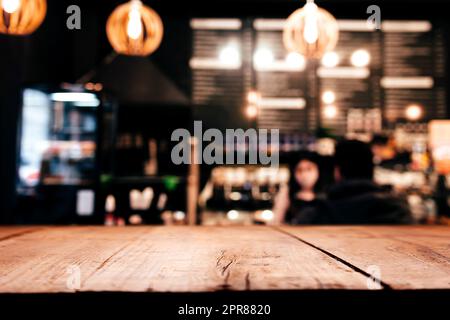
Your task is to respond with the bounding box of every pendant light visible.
[0,0,46,35]
[106,0,163,57]
[283,0,339,59]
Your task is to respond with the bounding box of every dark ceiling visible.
[74,0,450,19]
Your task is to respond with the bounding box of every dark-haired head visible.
[335,140,374,181]
[288,151,321,199]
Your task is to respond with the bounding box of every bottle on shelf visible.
[104,195,116,226]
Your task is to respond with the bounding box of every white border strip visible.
[190,19,242,30]
[253,19,432,33]
[254,60,306,72]
[253,19,285,30]
[380,77,434,89]
[338,20,376,32]
[381,21,432,32]
[317,67,370,79]
[259,97,306,109]
[189,58,241,70]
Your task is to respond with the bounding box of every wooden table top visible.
[0,226,449,293]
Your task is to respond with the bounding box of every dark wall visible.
[0,36,23,223]
[0,0,192,223]
[1,0,450,222]
[0,0,99,223]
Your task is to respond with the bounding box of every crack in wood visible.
[215,250,238,290]
[272,226,393,290]
[93,242,132,273]
[80,236,148,290]
[245,272,251,290]
[216,250,226,267]
[221,260,234,276]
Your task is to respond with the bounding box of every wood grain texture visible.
[0,226,369,293]
[0,226,43,241]
[279,226,450,290]
[0,226,448,293]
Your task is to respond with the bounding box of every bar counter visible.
[0,225,449,293]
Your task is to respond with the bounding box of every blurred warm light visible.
[321,51,339,67]
[405,104,423,121]
[229,192,242,201]
[106,0,163,56]
[129,214,143,225]
[321,90,336,104]
[227,210,239,220]
[351,49,370,67]
[323,105,338,119]
[2,0,20,13]
[0,0,46,35]
[127,4,142,39]
[219,45,241,66]
[246,105,258,119]
[261,210,274,221]
[85,83,103,91]
[283,0,339,59]
[303,2,318,44]
[105,195,116,213]
[316,138,335,156]
[247,90,261,104]
[254,48,274,68]
[285,52,306,69]
[173,211,186,221]
[85,83,95,91]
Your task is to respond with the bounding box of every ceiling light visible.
[106,0,163,56]
[285,52,306,70]
[246,105,258,119]
[283,0,339,59]
[323,105,338,119]
[322,90,336,104]
[254,48,274,68]
[351,49,370,67]
[219,45,241,66]
[321,51,339,67]
[0,0,46,35]
[405,104,423,121]
[2,0,20,14]
[247,90,261,104]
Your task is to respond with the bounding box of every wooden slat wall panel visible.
[279,226,450,290]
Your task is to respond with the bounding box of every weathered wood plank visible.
[0,227,152,293]
[81,226,370,292]
[0,226,369,293]
[279,226,450,290]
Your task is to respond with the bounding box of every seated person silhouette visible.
[278,140,413,225]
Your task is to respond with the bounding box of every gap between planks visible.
[271,226,392,290]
